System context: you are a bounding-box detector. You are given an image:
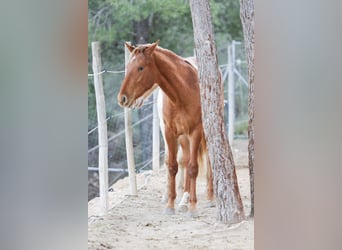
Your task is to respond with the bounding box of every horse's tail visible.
[197,138,210,180]
[197,138,214,201]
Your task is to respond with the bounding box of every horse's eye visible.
[138,66,144,72]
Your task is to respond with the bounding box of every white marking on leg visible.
[179,192,189,206]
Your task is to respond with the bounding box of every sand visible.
[88,140,253,250]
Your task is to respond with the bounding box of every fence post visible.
[124,42,137,195]
[91,41,109,214]
[152,90,160,174]
[228,41,235,143]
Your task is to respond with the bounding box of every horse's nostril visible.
[121,95,127,105]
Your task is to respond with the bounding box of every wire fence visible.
[88,64,162,200]
[88,41,248,201]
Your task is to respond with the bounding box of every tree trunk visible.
[239,0,255,218]
[189,0,245,224]
[132,19,149,45]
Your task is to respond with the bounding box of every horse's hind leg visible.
[187,131,202,218]
[199,140,215,208]
[205,153,215,208]
[177,136,190,212]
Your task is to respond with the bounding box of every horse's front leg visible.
[161,145,169,204]
[164,129,178,215]
[176,145,184,202]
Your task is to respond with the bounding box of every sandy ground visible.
[88,139,253,250]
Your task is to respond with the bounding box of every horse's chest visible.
[170,117,189,135]
[164,110,199,136]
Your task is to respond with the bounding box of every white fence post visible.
[152,90,160,174]
[124,42,137,195]
[228,41,236,143]
[91,41,109,214]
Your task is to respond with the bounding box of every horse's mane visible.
[132,43,185,63]
[153,47,198,71]
[155,47,198,73]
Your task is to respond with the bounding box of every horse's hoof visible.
[204,200,216,208]
[164,207,175,215]
[187,210,198,218]
[177,204,188,213]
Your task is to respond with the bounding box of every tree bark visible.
[239,0,255,218]
[189,0,245,224]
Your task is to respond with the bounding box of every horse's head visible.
[118,40,160,108]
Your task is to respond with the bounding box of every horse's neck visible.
[154,50,197,105]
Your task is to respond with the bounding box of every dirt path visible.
[88,140,253,250]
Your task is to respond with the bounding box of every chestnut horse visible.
[117,41,213,217]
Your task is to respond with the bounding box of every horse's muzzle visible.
[118,93,128,107]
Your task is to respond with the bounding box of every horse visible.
[117,40,214,217]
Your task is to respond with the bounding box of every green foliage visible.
[211,0,243,42]
[88,0,243,66]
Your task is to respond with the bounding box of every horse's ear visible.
[144,40,160,56]
[125,42,135,53]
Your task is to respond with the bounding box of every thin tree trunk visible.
[133,19,149,44]
[189,0,245,224]
[132,19,152,166]
[240,0,255,218]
